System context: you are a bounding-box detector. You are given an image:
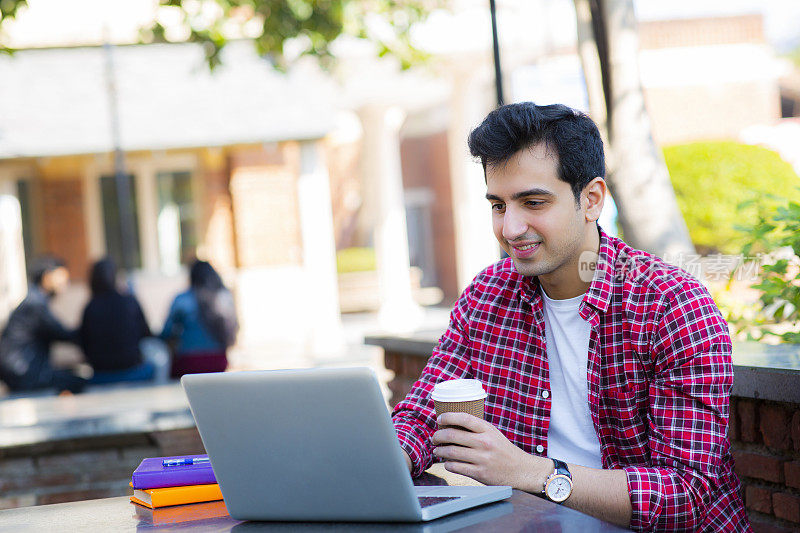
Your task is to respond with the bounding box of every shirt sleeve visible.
[625,284,734,531]
[391,281,477,477]
[38,304,78,344]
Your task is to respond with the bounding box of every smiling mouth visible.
[510,242,541,257]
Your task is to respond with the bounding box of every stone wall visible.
[0,428,205,510]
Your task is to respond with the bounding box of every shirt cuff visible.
[394,419,435,477]
[625,466,704,531]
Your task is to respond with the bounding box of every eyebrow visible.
[485,188,556,202]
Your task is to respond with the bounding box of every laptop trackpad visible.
[418,496,460,508]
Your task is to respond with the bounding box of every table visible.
[0,467,628,532]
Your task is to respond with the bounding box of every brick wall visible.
[639,14,765,50]
[325,138,363,249]
[228,143,303,268]
[0,428,205,510]
[731,396,800,532]
[40,179,89,282]
[199,149,237,273]
[400,131,459,301]
[644,82,781,145]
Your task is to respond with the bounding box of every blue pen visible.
[162,457,211,467]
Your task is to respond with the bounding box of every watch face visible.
[546,475,572,502]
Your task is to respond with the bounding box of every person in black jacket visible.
[0,256,86,393]
[79,258,155,384]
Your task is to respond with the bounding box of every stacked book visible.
[130,455,223,509]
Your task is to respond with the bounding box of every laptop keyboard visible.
[418,496,460,508]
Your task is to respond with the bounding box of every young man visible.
[0,256,86,393]
[392,103,749,531]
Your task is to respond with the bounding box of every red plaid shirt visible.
[392,229,750,532]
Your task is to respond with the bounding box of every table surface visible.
[0,466,627,532]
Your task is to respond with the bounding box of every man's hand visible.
[431,412,545,491]
[432,412,632,527]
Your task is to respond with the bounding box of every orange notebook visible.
[132,499,229,525]
[130,483,223,508]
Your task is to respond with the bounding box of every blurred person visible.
[160,260,237,378]
[392,103,749,531]
[79,258,158,384]
[0,256,86,394]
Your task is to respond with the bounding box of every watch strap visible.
[552,458,571,479]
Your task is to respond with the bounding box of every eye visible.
[525,200,544,208]
[490,203,505,212]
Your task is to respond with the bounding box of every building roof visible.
[0,41,338,159]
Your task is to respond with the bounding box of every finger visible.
[433,445,477,464]
[432,427,483,448]
[443,460,478,479]
[437,412,489,433]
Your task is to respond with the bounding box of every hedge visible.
[664,141,800,254]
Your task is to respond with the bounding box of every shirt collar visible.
[582,227,616,315]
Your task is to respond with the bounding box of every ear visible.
[583,177,606,223]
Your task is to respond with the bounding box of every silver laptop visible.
[181,367,512,522]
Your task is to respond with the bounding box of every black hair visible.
[89,258,118,296]
[190,260,224,292]
[467,102,605,203]
[29,255,66,286]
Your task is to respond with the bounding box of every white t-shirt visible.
[541,289,603,469]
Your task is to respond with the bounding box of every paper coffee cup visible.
[432,379,487,427]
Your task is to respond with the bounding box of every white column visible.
[0,180,27,324]
[296,141,345,356]
[82,160,106,260]
[358,105,424,333]
[447,67,500,291]
[135,159,160,273]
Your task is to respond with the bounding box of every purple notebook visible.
[131,455,217,489]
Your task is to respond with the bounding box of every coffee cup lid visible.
[431,379,487,402]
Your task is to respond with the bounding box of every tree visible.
[0,0,28,53]
[574,0,695,259]
[0,0,443,68]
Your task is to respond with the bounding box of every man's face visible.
[41,266,69,296]
[485,144,596,284]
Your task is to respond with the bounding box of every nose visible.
[502,207,527,241]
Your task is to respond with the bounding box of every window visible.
[404,188,437,287]
[156,170,197,269]
[100,174,142,269]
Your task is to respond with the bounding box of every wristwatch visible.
[543,458,573,503]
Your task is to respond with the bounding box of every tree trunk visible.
[574,0,695,260]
